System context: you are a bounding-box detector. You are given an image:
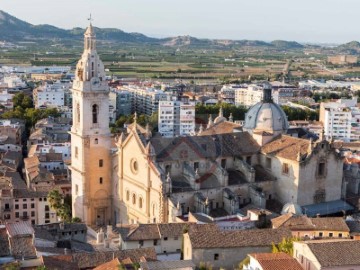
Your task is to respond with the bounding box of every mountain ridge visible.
[0,9,356,50]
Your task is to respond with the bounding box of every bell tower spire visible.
[70,18,112,226]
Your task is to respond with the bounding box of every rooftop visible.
[248,252,303,270]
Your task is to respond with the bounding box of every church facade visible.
[71,25,346,226]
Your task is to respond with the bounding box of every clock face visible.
[92,78,100,85]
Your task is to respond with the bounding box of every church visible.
[70,23,348,226]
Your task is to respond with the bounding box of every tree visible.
[272,237,299,256]
[47,189,71,222]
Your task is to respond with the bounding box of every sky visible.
[1,0,360,43]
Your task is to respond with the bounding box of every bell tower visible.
[70,21,112,226]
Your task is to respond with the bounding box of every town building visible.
[244,252,303,270]
[271,214,350,239]
[33,81,69,108]
[158,98,196,137]
[183,224,291,269]
[119,85,173,116]
[328,55,358,65]
[319,98,360,142]
[293,239,360,270]
[234,84,264,107]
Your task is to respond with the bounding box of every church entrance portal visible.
[96,208,106,226]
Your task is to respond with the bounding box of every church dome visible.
[281,202,303,215]
[243,85,288,134]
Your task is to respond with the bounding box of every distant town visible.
[3,8,360,270]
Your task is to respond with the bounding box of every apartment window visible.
[214,253,219,261]
[45,213,50,219]
[99,159,103,167]
[282,163,289,174]
[31,203,35,209]
[23,204,27,209]
[164,237,168,241]
[15,204,19,210]
[153,240,158,246]
[318,162,325,177]
[75,147,78,158]
[45,205,49,211]
[266,157,272,169]
[139,240,144,247]
[339,233,343,237]
[15,212,19,218]
[99,177,103,184]
[329,233,333,237]
[31,211,35,217]
[319,232,323,237]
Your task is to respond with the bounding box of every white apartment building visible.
[119,85,173,116]
[158,99,196,137]
[319,98,358,142]
[235,84,264,107]
[219,85,238,104]
[33,82,70,108]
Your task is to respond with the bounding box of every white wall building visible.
[235,84,264,107]
[33,82,69,108]
[319,98,358,142]
[158,99,196,137]
[119,85,173,116]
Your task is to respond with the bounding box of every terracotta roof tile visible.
[261,135,310,161]
[199,121,241,136]
[72,247,157,269]
[272,215,349,232]
[249,252,303,270]
[306,240,360,267]
[188,226,291,249]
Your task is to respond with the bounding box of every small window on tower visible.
[92,104,98,124]
[99,177,103,184]
[99,159,103,167]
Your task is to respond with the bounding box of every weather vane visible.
[88,13,94,23]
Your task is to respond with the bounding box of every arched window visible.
[132,194,136,205]
[126,190,130,201]
[94,138,98,144]
[76,103,80,123]
[92,104,98,124]
[139,197,143,209]
[91,62,94,77]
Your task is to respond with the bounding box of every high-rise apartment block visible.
[158,98,196,137]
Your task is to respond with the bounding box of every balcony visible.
[20,215,29,220]
[3,207,11,212]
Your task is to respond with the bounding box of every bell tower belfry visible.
[70,21,112,226]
